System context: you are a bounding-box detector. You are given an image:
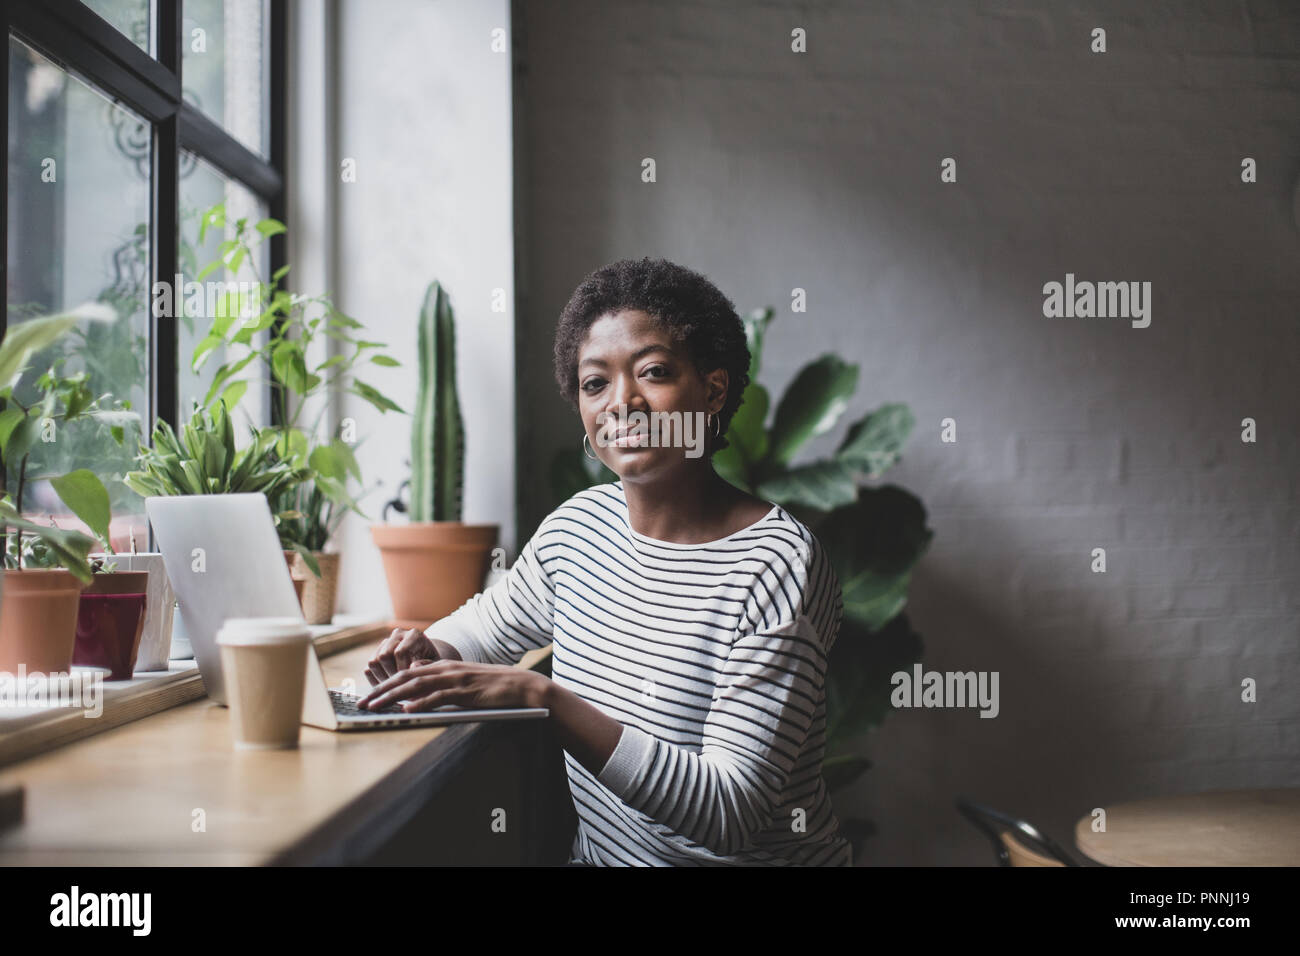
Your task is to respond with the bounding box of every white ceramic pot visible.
[170,603,193,661]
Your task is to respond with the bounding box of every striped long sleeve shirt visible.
[429,481,853,866]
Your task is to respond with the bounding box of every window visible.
[3,0,285,548]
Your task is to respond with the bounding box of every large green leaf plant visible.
[715,308,932,847]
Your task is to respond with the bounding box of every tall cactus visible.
[409,281,464,522]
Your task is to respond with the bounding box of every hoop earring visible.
[582,433,598,460]
[708,413,722,438]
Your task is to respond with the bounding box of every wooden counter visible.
[0,628,562,865]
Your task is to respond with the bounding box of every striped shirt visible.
[430,480,853,866]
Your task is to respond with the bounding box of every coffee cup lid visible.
[216,617,312,646]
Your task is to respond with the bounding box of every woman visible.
[360,257,853,866]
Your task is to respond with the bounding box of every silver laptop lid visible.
[145,493,304,705]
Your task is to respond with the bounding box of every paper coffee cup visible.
[216,617,311,751]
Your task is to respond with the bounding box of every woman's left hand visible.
[356,659,550,712]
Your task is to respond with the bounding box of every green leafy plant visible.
[549,305,933,853]
[383,280,462,523]
[10,223,150,519]
[706,308,934,813]
[0,307,138,582]
[185,202,402,560]
[124,400,314,569]
[189,202,403,431]
[124,399,309,499]
[275,479,349,554]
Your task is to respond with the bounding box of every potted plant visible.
[371,280,498,625]
[274,481,348,624]
[0,306,140,675]
[22,363,148,682]
[124,398,314,611]
[187,202,402,623]
[551,305,934,859]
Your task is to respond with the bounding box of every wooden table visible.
[0,627,560,865]
[1074,788,1300,866]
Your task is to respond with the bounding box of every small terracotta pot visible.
[292,551,340,626]
[73,571,149,680]
[283,551,306,609]
[371,523,498,625]
[0,569,88,674]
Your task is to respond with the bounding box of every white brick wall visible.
[514,0,1300,864]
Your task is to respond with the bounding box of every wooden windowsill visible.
[0,619,389,769]
[0,635,557,865]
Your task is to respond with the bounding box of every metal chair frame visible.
[956,796,1081,866]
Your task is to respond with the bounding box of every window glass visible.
[82,0,152,54]
[182,0,268,157]
[178,152,270,438]
[6,37,150,549]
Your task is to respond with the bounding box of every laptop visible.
[146,493,549,729]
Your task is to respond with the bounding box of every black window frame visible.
[1,0,288,432]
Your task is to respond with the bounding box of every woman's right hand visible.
[365,627,440,687]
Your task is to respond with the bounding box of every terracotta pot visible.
[371,523,498,625]
[292,551,341,626]
[0,569,87,674]
[283,551,306,609]
[73,571,149,681]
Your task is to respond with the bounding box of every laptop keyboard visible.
[329,689,406,716]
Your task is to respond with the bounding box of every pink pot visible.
[73,571,149,681]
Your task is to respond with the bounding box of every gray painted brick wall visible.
[514,0,1300,864]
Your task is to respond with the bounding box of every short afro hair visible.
[553,257,750,453]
